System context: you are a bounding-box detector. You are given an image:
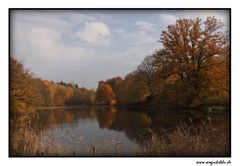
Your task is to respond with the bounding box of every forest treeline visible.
[10,57,96,113]
[10,16,229,114]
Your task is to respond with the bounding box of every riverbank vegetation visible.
[137,122,229,156]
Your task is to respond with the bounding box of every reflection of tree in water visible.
[94,108,199,146]
[95,107,153,145]
[95,107,117,128]
[117,111,153,145]
[35,107,97,131]
[34,107,216,148]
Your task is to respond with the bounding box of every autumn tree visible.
[86,89,96,105]
[43,80,57,106]
[106,77,123,102]
[159,16,229,107]
[64,86,74,103]
[10,57,43,113]
[116,72,148,105]
[200,55,229,105]
[138,56,158,96]
[106,77,123,92]
[137,55,161,98]
[54,84,66,106]
[96,81,116,105]
[31,78,51,106]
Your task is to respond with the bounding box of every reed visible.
[137,123,229,156]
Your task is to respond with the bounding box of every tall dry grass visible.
[10,115,63,156]
[137,122,229,156]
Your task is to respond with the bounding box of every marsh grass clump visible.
[137,123,229,156]
[10,115,63,156]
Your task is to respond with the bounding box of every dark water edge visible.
[10,106,230,156]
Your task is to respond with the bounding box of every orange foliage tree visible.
[96,81,116,105]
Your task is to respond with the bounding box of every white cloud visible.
[182,10,229,26]
[158,11,229,31]
[158,11,228,27]
[76,22,111,44]
[120,30,158,47]
[159,14,178,25]
[135,21,155,31]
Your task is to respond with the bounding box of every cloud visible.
[11,13,121,88]
[119,29,158,47]
[181,10,229,27]
[158,11,228,27]
[158,11,229,31]
[76,22,111,44]
[135,21,155,31]
[159,13,178,25]
[12,21,82,60]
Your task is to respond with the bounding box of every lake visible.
[33,106,229,156]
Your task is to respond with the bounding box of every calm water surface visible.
[34,106,229,155]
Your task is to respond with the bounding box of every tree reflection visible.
[94,107,153,145]
[95,107,117,128]
[33,107,212,148]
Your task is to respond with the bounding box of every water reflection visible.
[34,106,229,155]
[96,107,117,128]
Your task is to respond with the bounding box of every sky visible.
[10,10,229,89]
